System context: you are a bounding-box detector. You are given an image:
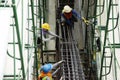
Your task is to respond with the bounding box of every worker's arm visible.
[60,14,66,26]
[47,31,62,39]
[72,10,90,25]
[40,30,56,41]
[72,9,86,21]
[72,9,82,20]
[42,35,55,42]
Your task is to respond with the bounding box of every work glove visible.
[82,17,90,25]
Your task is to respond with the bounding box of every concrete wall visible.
[47,0,56,51]
[74,0,85,49]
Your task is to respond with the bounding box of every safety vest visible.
[42,76,52,80]
[38,71,52,80]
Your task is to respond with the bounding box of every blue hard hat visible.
[41,64,53,73]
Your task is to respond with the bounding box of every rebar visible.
[60,26,85,80]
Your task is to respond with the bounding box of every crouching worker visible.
[38,60,65,80]
[61,5,90,28]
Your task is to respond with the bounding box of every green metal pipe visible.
[12,0,25,79]
[13,25,16,80]
[38,0,43,65]
[108,14,119,32]
[30,0,38,79]
[81,0,84,9]
[41,0,47,64]
[43,0,46,23]
[27,2,30,79]
[21,0,23,43]
[101,39,114,77]
[40,0,44,65]
[89,0,105,18]
[7,51,21,60]
[111,1,117,79]
[92,0,97,51]
[38,0,42,26]
[100,0,112,79]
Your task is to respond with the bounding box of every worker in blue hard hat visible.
[37,23,62,42]
[41,63,53,73]
[38,63,53,80]
[61,5,90,28]
[38,60,65,80]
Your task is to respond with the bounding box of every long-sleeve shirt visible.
[38,29,61,42]
[61,9,82,26]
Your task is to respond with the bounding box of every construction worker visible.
[61,5,90,28]
[38,23,62,43]
[38,60,65,80]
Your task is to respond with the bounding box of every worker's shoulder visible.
[72,9,77,13]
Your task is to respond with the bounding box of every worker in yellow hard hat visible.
[37,23,62,43]
[61,5,90,28]
[42,23,50,31]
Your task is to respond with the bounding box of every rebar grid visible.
[60,26,85,80]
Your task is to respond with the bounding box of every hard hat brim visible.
[62,5,72,13]
[62,8,72,13]
[42,23,50,30]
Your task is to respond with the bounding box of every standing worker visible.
[61,5,90,28]
[38,60,65,80]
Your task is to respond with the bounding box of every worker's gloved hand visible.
[82,17,90,25]
[56,36,63,40]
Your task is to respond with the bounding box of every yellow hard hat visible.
[42,23,50,30]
